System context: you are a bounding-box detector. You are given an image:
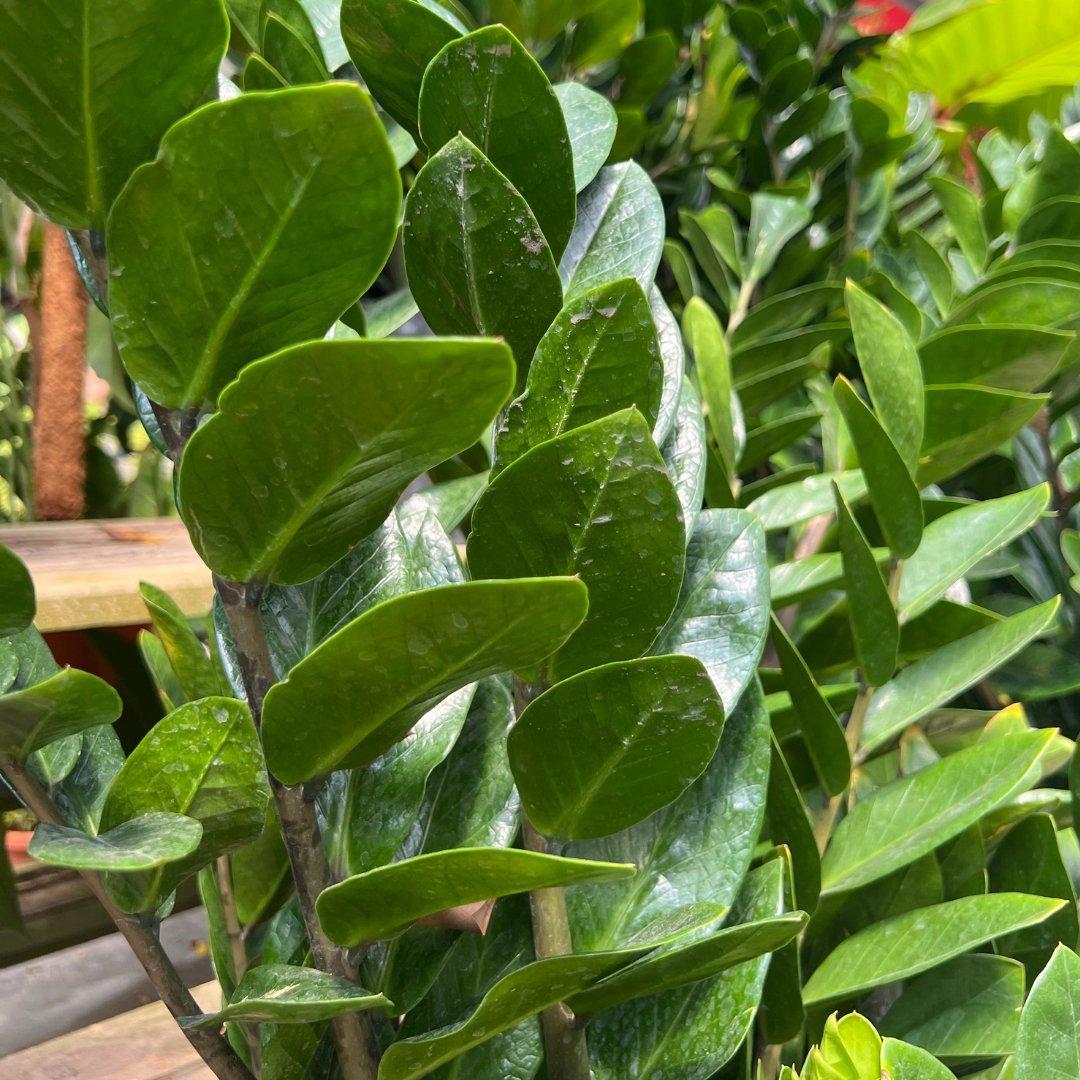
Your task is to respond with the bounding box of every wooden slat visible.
[0,518,213,632]
[0,980,220,1079]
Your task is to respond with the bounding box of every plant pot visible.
[6,829,34,868]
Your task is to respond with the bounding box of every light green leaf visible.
[683,297,736,477]
[402,475,487,535]
[834,377,923,559]
[510,655,724,840]
[28,813,202,872]
[261,579,588,784]
[835,483,898,687]
[899,485,1051,620]
[861,599,1061,751]
[845,279,924,471]
[0,669,121,761]
[1016,944,1080,1079]
[822,731,1053,895]
[180,965,390,1028]
[100,698,270,913]
[139,583,225,701]
[920,325,1073,392]
[178,338,513,584]
[467,410,683,681]
[744,192,812,282]
[317,848,635,945]
[0,544,34,637]
[748,470,868,532]
[296,0,349,69]
[261,10,329,85]
[559,162,664,302]
[0,0,227,228]
[403,134,562,376]
[769,547,889,607]
[929,175,989,273]
[554,81,618,193]
[493,278,662,476]
[880,1037,956,1079]
[419,25,575,257]
[108,85,400,408]
[662,378,707,541]
[880,953,1023,1060]
[655,509,769,712]
[804,893,1065,1005]
[650,286,687,446]
[340,0,462,136]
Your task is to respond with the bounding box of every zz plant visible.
[1,1,1079,1079]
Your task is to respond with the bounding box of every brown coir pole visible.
[33,224,87,520]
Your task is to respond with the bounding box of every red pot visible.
[5,829,34,868]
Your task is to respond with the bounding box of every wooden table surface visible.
[0,518,213,632]
[1,981,220,1079]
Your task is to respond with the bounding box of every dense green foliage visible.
[1,1,1080,1078]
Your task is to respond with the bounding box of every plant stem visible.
[843,174,861,259]
[725,277,755,340]
[522,815,591,1080]
[0,754,252,1080]
[217,578,381,1080]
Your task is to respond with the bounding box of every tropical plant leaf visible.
[0,544,34,637]
[28,813,203,872]
[554,82,618,192]
[1016,944,1080,1079]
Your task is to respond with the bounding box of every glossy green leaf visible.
[39,725,125,836]
[662,378,707,541]
[0,668,121,761]
[898,486,1050,620]
[139,583,224,701]
[468,410,683,681]
[179,338,513,584]
[650,286,687,446]
[770,616,850,797]
[262,579,588,783]
[403,475,487,535]
[317,848,635,945]
[744,193,812,282]
[108,85,400,408]
[420,25,575,257]
[880,954,1024,1061]
[558,161,664,302]
[554,81,618,192]
[0,544,34,637]
[1016,944,1080,1079]
[566,680,771,950]
[835,483,898,687]
[261,11,329,84]
[834,376,923,559]
[861,599,1061,751]
[807,892,1065,1008]
[918,385,1047,485]
[510,655,724,840]
[403,134,562,374]
[683,297,736,476]
[180,965,389,1028]
[654,509,769,712]
[845,279,924,472]
[821,731,1053,895]
[493,278,661,476]
[920,325,1073,392]
[764,736,821,911]
[100,698,270,913]
[231,801,290,926]
[339,0,462,136]
[740,409,820,472]
[28,813,203,872]
[879,1038,955,1079]
[0,0,227,228]
[748,470,868,532]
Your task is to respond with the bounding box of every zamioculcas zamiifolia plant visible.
[1,0,1080,1078]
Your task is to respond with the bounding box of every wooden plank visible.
[0,518,213,632]
[0,980,221,1079]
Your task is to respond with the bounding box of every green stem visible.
[0,755,253,1080]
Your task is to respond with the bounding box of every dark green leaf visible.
[835,483,898,687]
[28,813,202,872]
[0,544,34,637]
[100,698,269,912]
[683,297,736,477]
[662,378,707,541]
[1016,944,1080,1078]
[510,655,724,840]
[804,893,1064,1005]
[654,509,769,712]
[139,583,225,701]
[0,669,121,761]
[178,338,513,584]
[261,11,329,84]
[232,801,290,925]
[764,736,821,911]
[108,85,401,408]
[834,376,923,559]
[41,725,125,835]
[558,162,664,302]
[340,0,462,136]
[554,82,618,193]
[317,848,635,945]
[650,286,687,445]
[740,409,820,472]
[261,579,588,783]
[419,25,575,257]
[928,175,989,272]
[860,600,1061,751]
[0,0,227,227]
[468,410,683,681]
[180,965,390,1028]
[403,134,563,374]
[821,731,1053,895]
[920,325,1073,392]
[493,278,661,476]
